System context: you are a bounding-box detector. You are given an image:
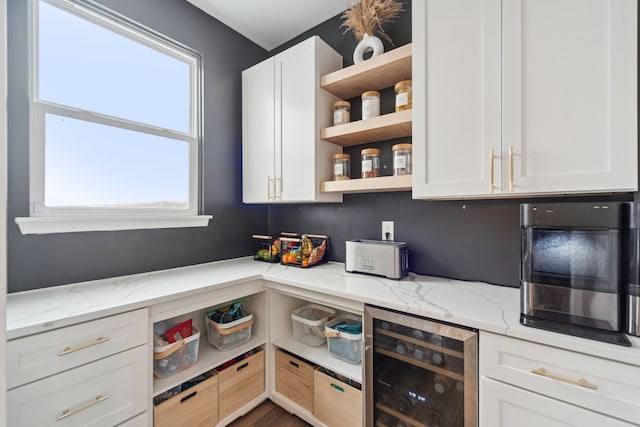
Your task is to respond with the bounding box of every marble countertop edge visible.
[6,257,640,366]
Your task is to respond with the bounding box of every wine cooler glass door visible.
[364,305,478,427]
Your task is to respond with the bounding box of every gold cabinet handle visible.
[58,336,111,356]
[275,177,281,200]
[267,176,274,200]
[508,145,514,192]
[531,367,597,390]
[489,148,495,193]
[57,394,109,421]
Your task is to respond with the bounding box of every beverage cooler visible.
[364,305,478,427]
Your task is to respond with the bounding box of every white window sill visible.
[15,215,213,235]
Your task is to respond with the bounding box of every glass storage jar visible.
[361,91,381,120]
[394,80,412,112]
[333,100,351,126]
[392,143,412,176]
[361,148,381,178]
[333,153,351,180]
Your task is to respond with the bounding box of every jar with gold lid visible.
[333,100,351,126]
[333,153,351,180]
[392,143,412,176]
[394,80,413,112]
[361,91,381,120]
[361,148,381,178]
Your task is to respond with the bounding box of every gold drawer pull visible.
[58,336,111,356]
[57,394,109,421]
[531,367,597,390]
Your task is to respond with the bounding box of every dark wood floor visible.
[227,400,311,427]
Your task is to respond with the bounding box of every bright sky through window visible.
[35,0,197,210]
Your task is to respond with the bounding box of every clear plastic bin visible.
[291,304,336,347]
[325,314,362,364]
[206,313,253,350]
[153,327,200,378]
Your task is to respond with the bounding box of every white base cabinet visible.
[479,332,640,426]
[242,36,343,204]
[412,0,637,199]
[7,309,149,427]
[8,345,148,427]
[480,377,635,427]
[7,308,148,389]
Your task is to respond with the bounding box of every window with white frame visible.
[16,0,210,234]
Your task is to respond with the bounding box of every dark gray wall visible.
[7,0,268,292]
[266,0,635,287]
[7,0,637,293]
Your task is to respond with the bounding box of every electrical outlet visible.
[382,221,394,241]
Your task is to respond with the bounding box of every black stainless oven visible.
[520,202,630,346]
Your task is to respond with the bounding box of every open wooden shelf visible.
[271,335,362,384]
[320,110,412,146]
[153,334,266,397]
[320,175,412,194]
[321,43,412,99]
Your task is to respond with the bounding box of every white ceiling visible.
[186,0,351,51]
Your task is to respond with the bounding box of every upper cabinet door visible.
[412,0,502,199]
[276,37,318,202]
[242,36,342,204]
[413,0,637,199]
[503,0,638,194]
[242,58,276,203]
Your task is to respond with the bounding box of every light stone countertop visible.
[7,257,640,366]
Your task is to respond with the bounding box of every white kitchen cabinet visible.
[8,344,148,427]
[6,309,149,427]
[480,377,635,427]
[412,0,501,198]
[7,308,148,389]
[479,332,640,426]
[242,36,343,203]
[412,0,637,199]
[117,412,149,427]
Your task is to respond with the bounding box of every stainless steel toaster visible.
[345,240,409,280]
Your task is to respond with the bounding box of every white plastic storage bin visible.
[153,327,200,378]
[206,313,254,350]
[325,314,362,364]
[291,304,336,347]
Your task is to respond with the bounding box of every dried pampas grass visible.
[340,0,404,43]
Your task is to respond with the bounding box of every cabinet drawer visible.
[276,349,315,412]
[8,345,148,427]
[480,377,635,427]
[480,332,640,424]
[314,369,362,426]
[117,412,149,427]
[154,372,218,427]
[8,308,148,389]
[217,349,265,420]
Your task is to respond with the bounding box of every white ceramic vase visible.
[353,33,384,64]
